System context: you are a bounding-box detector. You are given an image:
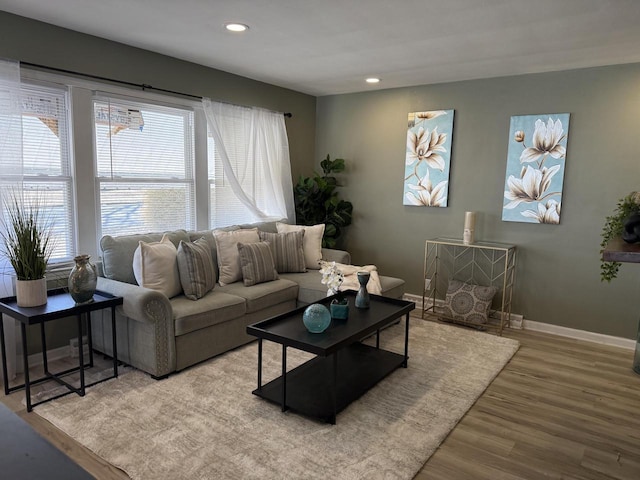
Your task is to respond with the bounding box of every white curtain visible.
[0,58,23,382]
[202,98,295,224]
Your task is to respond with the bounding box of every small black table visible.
[0,289,123,412]
[247,291,415,424]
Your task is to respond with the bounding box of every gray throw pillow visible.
[237,241,279,287]
[258,230,306,273]
[177,237,216,300]
[440,280,498,325]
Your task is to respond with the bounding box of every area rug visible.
[35,319,519,480]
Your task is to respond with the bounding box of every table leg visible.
[331,352,338,425]
[21,324,31,412]
[376,329,380,349]
[40,322,49,375]
[403,313,410,368]
[0,314,9,395]
[87,312,94,368]
[76,314,85,396]
[257,339,262,390]
[111,307,118,378]
[281,345,287,412]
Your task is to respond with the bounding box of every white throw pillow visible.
[132,235,182,298]
[276,223,325,270]
[213,228,260,285]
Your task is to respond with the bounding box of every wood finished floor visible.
[1,321,639,480]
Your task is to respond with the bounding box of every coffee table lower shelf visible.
[252,342,405,424]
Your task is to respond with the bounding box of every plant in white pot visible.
[0,190,54,307]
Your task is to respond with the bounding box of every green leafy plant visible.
[294,155,353,248]
[600,191,640,282]
[0,189,54,280]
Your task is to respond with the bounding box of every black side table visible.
[0,288,123,412]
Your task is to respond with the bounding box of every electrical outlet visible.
[424,278,432,290]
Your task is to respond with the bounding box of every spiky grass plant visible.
[0,189,54,281]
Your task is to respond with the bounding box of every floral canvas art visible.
[404,109,454,207]
[501,113,570,224]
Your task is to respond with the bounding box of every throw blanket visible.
[336,263,382,295]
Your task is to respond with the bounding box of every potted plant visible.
[600,191,640,282]
[0,190,54,307]
[320,261,348,319]
[294,154,353,248]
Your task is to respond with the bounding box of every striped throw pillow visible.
[258,230,306,273]
[176,237,215,300]
[237,242,279,286]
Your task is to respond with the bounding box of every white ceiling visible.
[3,0,640,96]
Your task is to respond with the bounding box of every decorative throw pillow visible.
[259,230,306,273]
[237,241,279,286]
[276,223,325,270]
[176,237,216,300]
[213,228,260,286]
[440,280,498,326]
[132,235,182,298]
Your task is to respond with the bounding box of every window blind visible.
[94,96,195,237]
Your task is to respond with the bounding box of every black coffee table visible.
[246,291,415,424]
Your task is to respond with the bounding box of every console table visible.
[0,289,123,411]
[602,236,640,374]
[422,238,517,335]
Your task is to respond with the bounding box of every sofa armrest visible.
[97,277,173,325]
[321,248,351,265]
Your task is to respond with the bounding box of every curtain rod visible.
[20,61,293,118]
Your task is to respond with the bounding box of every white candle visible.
[463,211,476,244]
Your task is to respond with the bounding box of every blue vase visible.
[303,304,331,333]
[355,271,370,309]
[330,298,349,320]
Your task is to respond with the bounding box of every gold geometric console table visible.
[422,238,517,335]
[602,236,640,374]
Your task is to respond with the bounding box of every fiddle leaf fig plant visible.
[294,154,353,249]
[600,191,640,282]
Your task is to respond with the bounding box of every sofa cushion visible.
[172,290,246,336]
[101,230,190,284]
[177,237,216,300]
[237,241,279,286]
[217,278,298,314]
[213,228,260,286]
[259,230,306,273]
[276,223,325,270]
[132,235,182,298]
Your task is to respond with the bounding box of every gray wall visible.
[316,64,640,339]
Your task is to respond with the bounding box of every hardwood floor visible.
[1,324,639,479]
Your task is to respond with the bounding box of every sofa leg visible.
[150,373,169,381]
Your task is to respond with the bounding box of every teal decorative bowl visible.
[302,304,331,333]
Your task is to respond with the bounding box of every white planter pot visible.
[16,278,47,308]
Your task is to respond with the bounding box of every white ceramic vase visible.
[16,278,47,307]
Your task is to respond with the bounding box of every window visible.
[19,83,75,263]
[94,96,195,237]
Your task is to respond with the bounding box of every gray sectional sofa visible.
[91,222,405,378]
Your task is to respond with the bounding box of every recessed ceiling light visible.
[225,23,249,32]
[366,77,380,84]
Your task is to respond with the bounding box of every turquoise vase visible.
[355,271,370,309]
[302,304,331,333]
[330,298,349,320]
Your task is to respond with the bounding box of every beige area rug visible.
[35,319,519,480]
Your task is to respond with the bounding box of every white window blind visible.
[19,84,75,263]
[94,96,195,237]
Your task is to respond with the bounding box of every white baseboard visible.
[403,293,635,351]
[16,345,71,374]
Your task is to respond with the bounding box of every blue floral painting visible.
[501,113,570,224]
[404,110,454,207]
